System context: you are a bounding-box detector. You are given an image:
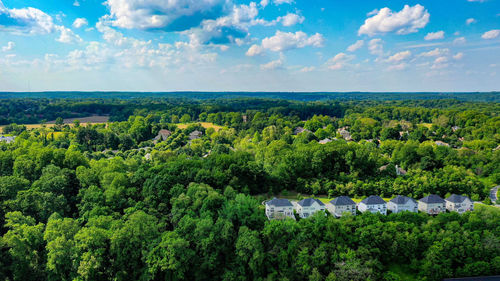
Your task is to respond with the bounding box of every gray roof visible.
[390,195,416,205]
[297,198,325,207]
[419,194,445,204]
[266,198,293,207]
[361,195,386,205]
[445,194,470,203]
[330,196,356,206]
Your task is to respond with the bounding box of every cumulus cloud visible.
[73,18,88,28]
[277,13,304,27]
[418,48,449,57]
[260,54,284,70]
[327,52,354,70]
[73,0,80,7]
[453,52,464,60]
[0,2,55,35]
[103,0,230,31]
[387,50,411,62]
[368,38,383,55]
[55,26,82,44]
[387,63,408,71]
[466,18,476,25]
[300,66,315,72]
[246,44,262,56]
[453,37,466,45]
[259,31,324,52]
[482,29,500,39]
[358,4,430,36]
[424,31,444,40]
[2,41,15,52]
[347,40,364,52]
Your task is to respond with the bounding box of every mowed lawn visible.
[176,122,223,131]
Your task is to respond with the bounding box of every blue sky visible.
[0,0,499,92]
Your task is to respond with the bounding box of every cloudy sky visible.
[0,0,499,92]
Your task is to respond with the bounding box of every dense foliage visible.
[0,95,499,280]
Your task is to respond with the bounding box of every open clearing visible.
[0,115,109,133]
[176,122,223,131]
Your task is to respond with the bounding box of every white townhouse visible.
[418,194,446,214]
[326,196,356,217]
[387,195,418,213]
[294,198,325,218]
[265,198,295,220]
[358,195,387,215]
[445,194,474,214]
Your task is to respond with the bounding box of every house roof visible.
[329,196,355,206]
[390,195,416,205]
[361,195,386,205]
[297,198,325,207]
[419,194,445,204]
[266,198,293,207]
[319,138,332,144]
[445,194,470,203]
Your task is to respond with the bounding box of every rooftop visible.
[445,194,471,203]
[266,198,293,207]
[390,195,416,205]
[297,198,325,207]
[361,195,386,205]
[330,196,355,206]
[419,194,445,204]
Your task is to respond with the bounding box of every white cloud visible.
[260,31,324,52]
[434,56,448,64]
[368,38,383,55]
[300,66,315,72]
[273,0,293,5]
[246,44,263,56]
[261,55,284,70]
[418,48,449,57]
[387,50,411,62]
[103,0,229,31]
[327,52,354,70]
[466,18,477,25]
[467,0,485,2]
[347,40,364,52]
[453,52,464,60]
[73,18,88,28]
[260,0,269,7]
[0,3,55,35]
[387,63,408,71]
[424,31,444,40]
[358,4,430,36]
[482,29,500,39]
[2,41,15,52]
[73,0,80,7]
[277,13,304,27]
[55,26,83,44]
[453,37,466,45]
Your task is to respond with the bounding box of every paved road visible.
[490,185,499,202]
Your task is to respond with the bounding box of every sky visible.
[0,0,499,92]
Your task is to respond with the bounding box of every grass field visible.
[0,116,109,133]
[176,122,223,131]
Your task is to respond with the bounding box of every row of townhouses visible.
[265,194,474,220]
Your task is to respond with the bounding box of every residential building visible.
[294,198,325,218]
[153,129,172,143]
[388,195,418,213]
[358,195,387,215]
[445,194,474,214]
[265,198,294,220]
[326,196,356,217]
[418,194,446,214]
[189,130,203,140]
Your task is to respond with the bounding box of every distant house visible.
[395,165,407,176]
[189,130,203,140]
[418,194,446,214]
[451,126,460,132]
[265,198,294,220]
[319,138,332,144]
[326,196,356,217]
[294,198,325,218]
[0,136,15,143]
[338,127,352,141]
[435,141,450,147]
[293,127,311,135]
[388,195,418,213]
[153,129,172,143]
[445,194,474,214]
[358,195,387,215]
